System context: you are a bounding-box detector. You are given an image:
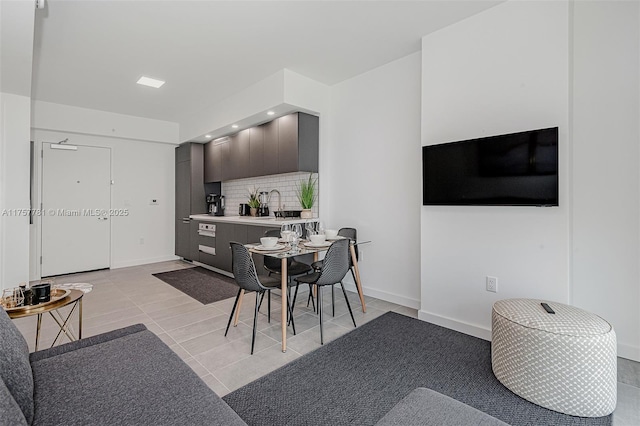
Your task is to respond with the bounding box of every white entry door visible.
[41,143,111,277]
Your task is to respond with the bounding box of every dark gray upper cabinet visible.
[277,114,298,174]
[276,112,319,174]
[204,140,229,183]
[296,112,320,173]
[203,142,215,183]
[203,112,318,182]
[176,143,206,216]
[229,129,250,180]
[249,126,264,178]
[263,119,279,176]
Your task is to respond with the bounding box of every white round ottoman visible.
[491,299,617,417]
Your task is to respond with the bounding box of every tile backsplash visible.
[222,172,319,218]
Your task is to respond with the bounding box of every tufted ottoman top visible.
[492,298,612,337]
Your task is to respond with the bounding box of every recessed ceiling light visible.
[267,111,275,116]
[232,124,239,129]
[205,134,212,138]
[136,76,165,88]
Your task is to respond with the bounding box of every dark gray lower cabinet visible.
[190,221,200,261]
[175,219,191,260]
[195,222,272,276]
[211,222,233,271]
[246,225,269,276]
[175,143,206,259]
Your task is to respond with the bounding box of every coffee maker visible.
[206,194,225,216]
[258,191,270,217]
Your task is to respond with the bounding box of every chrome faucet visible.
[269,189,282,215]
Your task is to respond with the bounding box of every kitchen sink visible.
[274,210,302,219]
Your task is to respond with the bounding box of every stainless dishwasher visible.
[197,223,216,256]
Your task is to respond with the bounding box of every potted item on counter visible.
[247,187,261,217]
[296,174,317,219]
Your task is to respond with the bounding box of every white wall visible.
[0,0,34,290]
[0,0,35,96]
[179,70,286,142]
[572,1,640,361]
[281,70,331,224]
[420,1,570,338]
[31,103,179,277]
[0,93,32,289]
[32,101,179,144]
[328,52,422,308]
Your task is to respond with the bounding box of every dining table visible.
[238,237,369,352]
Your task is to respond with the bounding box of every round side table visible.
[5,289,85,351]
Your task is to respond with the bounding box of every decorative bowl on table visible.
[260,237,279,248]
[324,229,338,240]
[309,234,326,245]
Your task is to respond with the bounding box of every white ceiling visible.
[31,0,501,123]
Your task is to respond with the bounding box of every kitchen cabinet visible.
[229,129,250,180]
[206,222,229,271]
[246,225,268,275]
[193,221,270,276]
[249,126,264,177]
[262,119,279,175]
[277,112,319,174]
[190,221,200,261]
[203,112,318,182]
[204,139,229,183]
[250,120,279,178]
[175,143,206,260]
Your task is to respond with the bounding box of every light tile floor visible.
[14,260,639,425]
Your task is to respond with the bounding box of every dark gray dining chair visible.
[294,238,356,344]
[262,229,314,315]
[225,241,296,354]
[311,227,358,315]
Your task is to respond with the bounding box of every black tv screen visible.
[422,127,558,206]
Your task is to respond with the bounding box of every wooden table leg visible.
[281,258,288,352]
[313,252,318,299]
[233,290,244,326]
[350,244,366,313]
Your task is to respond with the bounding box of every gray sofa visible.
[0,308,247,426]
[1,307,508,426]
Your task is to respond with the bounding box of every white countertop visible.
[189,214,319,227]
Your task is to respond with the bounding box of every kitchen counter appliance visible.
[238,203,250,216]
[258,191,270,217]
[206,194,225,216]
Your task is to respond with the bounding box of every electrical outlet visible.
[486,276,498,293]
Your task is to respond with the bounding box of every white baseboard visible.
[342,281,420,310]
[418,310,640,363]
[111,255,180,269]
[617,342,640,363]
[191,261,234,278]
[418,310,491,341]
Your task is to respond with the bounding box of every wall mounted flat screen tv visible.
[422,127,558,206]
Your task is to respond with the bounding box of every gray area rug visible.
[152,267,239,304]
[223,312,612,426]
